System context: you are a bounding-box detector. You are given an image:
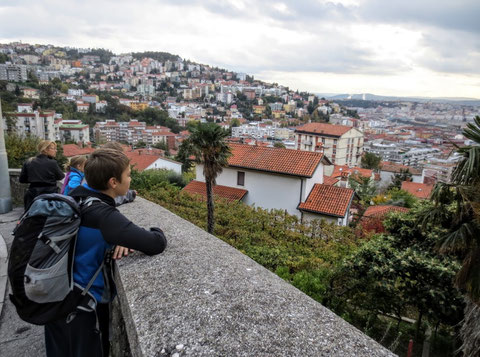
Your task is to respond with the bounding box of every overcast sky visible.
[1,0,479,98]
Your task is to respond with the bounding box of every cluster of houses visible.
[2,41,473,230]
[182,138,435,227]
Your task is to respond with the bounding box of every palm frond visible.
[456,249,480,302]
[452,146,480,185]
[462,116,480,144]
[438,221,480,254]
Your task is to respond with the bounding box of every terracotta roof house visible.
[323,176,339,186]
[401,181,434,199]
[360,205,410,234]
[227,143,331,177]
[331,165,373,179]
[378,161,423,189]
[195,144,356,225]
[182,180,248,202]
[325,165,377,188]
[363,205,410,218]
[63,144,95,158]
[298,184,357,225]
[126,150,182,173]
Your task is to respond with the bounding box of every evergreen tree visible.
[360,152,382,170]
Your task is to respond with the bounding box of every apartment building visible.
[94,119,121,142]
[0,64,28,82]
[59,120,90,144]
[12,110,56,141]
[294,123,364,166]
[94,119,153,145]
[398,148,440,167]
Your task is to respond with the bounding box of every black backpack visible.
[8,193,103,325]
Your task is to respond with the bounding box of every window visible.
[237,171,245,186]
[333,139,337,144]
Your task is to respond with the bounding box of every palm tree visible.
[423,116,480,355]
[188,123,231,234]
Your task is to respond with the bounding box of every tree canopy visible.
[361,152,382,170]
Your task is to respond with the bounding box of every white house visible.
[379,162,423,189]
[195,144,330,216]
[298,184,356,225]
[192,144,356,225]
[126,149,182,174]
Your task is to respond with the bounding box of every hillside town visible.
[2,41,480,224]
[2,28,480,357]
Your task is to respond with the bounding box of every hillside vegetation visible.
[132,169,461,356]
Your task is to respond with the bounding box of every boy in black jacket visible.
[44,148,167,357]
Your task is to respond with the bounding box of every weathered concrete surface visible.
[117,197,396,357]
[0,206,45,357]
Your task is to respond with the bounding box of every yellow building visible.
[253,105,266,114]
[130,102,149,111]
[283,104,295,113]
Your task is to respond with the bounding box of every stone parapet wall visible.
[114,197,396,357]
[8,169,64,206]
[8,169,27,205]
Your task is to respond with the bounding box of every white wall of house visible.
[304,164,325,200]
[196,165,305,216]
[302,212,340,225]
[148,158,182,174]
[379,171,423,188]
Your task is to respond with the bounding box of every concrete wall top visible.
[116,197,395,357]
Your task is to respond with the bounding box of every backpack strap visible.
[38,231,76,254]
[80,196,103,208]
[81,255,106,296]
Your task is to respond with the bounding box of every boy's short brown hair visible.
[85,148,130,190]
[101,141,124,152]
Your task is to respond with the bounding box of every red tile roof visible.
[295,123,353,137]
[152,131,175,136]
[182,180,247,202]
[381,161,422,175]
[331,165,373,179]
[363,205,409,218]
[63,144,95,158]
[401,181,434,199]
[125,151,162,171]
[298,184,355,217]
[323,175,339,186]
[228,143,329,178]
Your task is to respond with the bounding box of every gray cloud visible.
[358,0,480,35]
[416,28,480,74]
[1,0,479,84]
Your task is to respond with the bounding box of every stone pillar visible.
[0,101,12,213]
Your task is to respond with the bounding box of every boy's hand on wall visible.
[113,245,134,260]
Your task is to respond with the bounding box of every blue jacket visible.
[63,168,84,196]
[70,184,167,303]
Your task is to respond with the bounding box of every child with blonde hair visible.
[61,155,87,195]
